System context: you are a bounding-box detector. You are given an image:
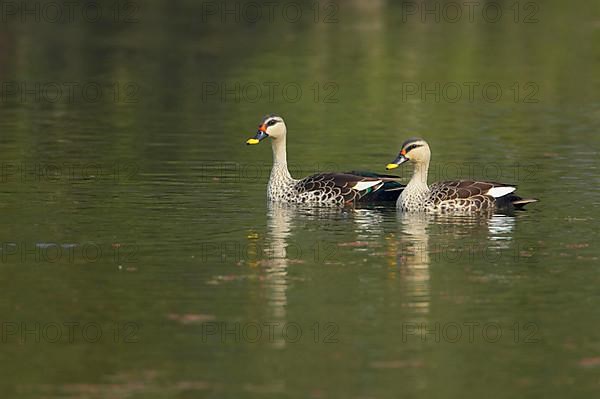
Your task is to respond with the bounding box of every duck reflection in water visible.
[264,204,294,321]
[253,203,518,344]
[392,212,517,315]
[395,213,432,315]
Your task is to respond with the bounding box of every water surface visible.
[0,0,599,398]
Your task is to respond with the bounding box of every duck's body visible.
[398,180,531,212]
[267,170,400,205]
[247,114,404,206]
[387,138,537,213]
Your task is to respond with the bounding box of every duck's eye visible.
[267,120,277,126]
[405,144,421,153]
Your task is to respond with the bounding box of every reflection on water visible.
[258,206,520,323]
[391,212,518,315]
[396,213,432,315]
[353,208,386,237]
[487,215,517,247]
[264,204,292,323]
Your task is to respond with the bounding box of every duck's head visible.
[386,137,431,170]
[246,114,287,145]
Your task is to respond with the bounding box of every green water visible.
[0,0,599,397]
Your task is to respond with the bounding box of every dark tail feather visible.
[368,181,405,202]
[511,198,538,210]
[348,170,405,202]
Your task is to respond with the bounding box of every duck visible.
[385,137,538,213]
[246,114,404,205]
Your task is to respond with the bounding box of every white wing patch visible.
[486,186,516,198]
[352,180,382,192]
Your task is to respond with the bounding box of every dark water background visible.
[0,0,599,398]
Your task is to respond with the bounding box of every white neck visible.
[269,136,293,183]
[409,160,429,189]
[400,158,430,206]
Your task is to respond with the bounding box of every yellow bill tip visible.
[246,138,260,145]
[386,163,399,170]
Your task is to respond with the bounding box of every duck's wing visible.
[428,180,518,210]
[295,172,388,203]
[430,180,539,210]
[431,180,516,200]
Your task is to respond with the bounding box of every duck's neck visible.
[401,160,430,203]
[269,137,293,185]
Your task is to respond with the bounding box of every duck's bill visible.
[246,130,268,145]
[386,155,408,170]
